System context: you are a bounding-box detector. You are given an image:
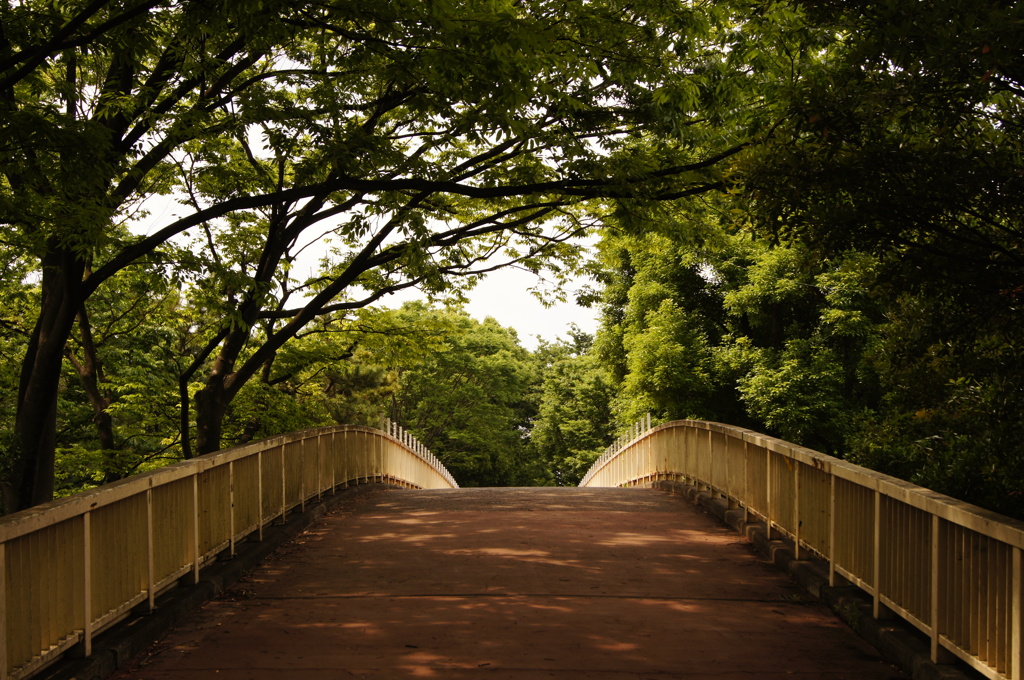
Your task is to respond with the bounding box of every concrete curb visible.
[36,483,395,680]
[651,480,977,680]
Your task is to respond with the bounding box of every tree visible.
[740,0,1024,281]
[732,0,1024,514]
[845,269,1024,519]
[592,203,753,430]
[0,247,36,485]
[589,197,884,452]
[529,330,616,485]
[215,308,405,446]
[382,304,541,487]
[57,254,185,487]
[1,0,758,511]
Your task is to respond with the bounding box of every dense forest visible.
[1,0,1021,518]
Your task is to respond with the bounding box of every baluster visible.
[83,511,93,656]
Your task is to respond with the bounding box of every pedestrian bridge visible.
[1,420,1021,680]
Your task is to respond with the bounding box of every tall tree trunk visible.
[193,329,247,456]
[66,305,119,481]
[4,246,86,513]
[194,379,230,456]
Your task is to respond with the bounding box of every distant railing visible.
[581,419,1023,680]
[0,424,456,680]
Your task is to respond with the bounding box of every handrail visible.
[580,419,1023,680]
[0,424,457,680]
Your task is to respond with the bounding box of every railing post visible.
[228,460,236,556]
[741,440,749,522]
[331,432,338,491]
[279,446,287,521]
[1013,546,1021,680]
[255,450,264,539]
[147,489,155,611]
[929,514,941,663]
[794,462,801,560]
[766,450,773,541]
[828,473,836,587]
[82,511,93,656]
[707,428,714,494]
[299,443,306,512]
[0,542,6,680]
[316,433,323,501]
[191,473,201,584]
[648,424,654,482]
[341,430,349,488]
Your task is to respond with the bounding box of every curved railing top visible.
[1,424,455,543]
[582,418,1024,547]
[580,417,1024,680]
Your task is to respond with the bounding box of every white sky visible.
[382,265,602,350]
[464,268,601,349]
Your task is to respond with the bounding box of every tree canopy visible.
[2,0,1022,518]
[0,0,756,510]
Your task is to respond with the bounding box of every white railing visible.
[0,424,456,680]
[581,419,1023,680]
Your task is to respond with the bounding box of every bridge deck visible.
[115,487,902,679]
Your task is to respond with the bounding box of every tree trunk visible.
[66,306,120,482]
[67,307,116,448]
[194,378,230,457]
[4,247,86,513]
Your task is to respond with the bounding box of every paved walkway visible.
[118,487,903,679]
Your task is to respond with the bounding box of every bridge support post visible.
[82,511,93,656]
[257,451,264,541]
[828,474,836,587]
[1,542,7,680]
[1013,546,1021,680]
[228,461,236,557]
[147,489,155,611]
[794,463,801,561]
[765,450,773,541]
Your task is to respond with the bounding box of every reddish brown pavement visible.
[119,487,903,679]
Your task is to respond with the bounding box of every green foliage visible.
[530,331,616,485]
[0,249,37,488]
[730,0,1024,516]
[591,200,885,451]
[594,210,755,432]
[588,185,1024,517]
[3,0,771,508]
[385,304,543,487]
[845,278,1024,518]
[732,339,851,446]
[740,0,1024,280]
[52,251,190,493]
[3,0,1022,518]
